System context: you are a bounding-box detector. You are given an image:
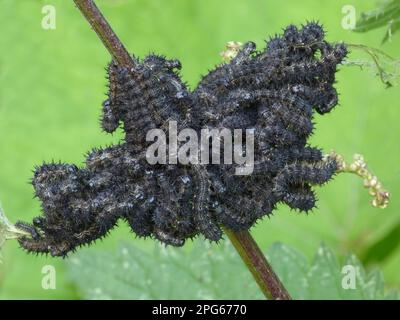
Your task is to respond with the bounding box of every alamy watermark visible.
[341,264,357,290]
[41,264,56,290]
[41,5,56,30]
[341,5,356,30]
[146,121,255,175]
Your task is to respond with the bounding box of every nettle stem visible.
[223,228,291,299]
[73,0,291,300]
[73,0,136,69]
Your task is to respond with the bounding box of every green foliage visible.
[355,0,400,43]
[362,223,400,264]
[67,241,263,299]
[67,241,397,300]
[344,44,400,87]
[350,1,400,87]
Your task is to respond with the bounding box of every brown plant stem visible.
[72,0,291,300]
[223,228,291,300]
[73,0,136,69]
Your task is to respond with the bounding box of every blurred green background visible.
[0,0,399,299]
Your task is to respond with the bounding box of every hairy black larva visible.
[17,22,347,256]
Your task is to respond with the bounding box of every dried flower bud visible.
[327,151,390,209]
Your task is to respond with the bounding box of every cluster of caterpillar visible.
[17,22,347,256]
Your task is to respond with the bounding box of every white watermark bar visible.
[146,121,254,175]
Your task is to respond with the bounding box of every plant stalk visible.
[73,0,136,69]
[72,0,291,300]
[223,228,291,300]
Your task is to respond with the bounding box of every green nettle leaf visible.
[354,0,400,42]
[67,241,263,300]
[265,243,309,299]
[382,17,400,43]
[344,44,400,87]
[361,222,400,264]
[66,241,398,300]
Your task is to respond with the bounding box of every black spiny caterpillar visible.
[17,22,347,256]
